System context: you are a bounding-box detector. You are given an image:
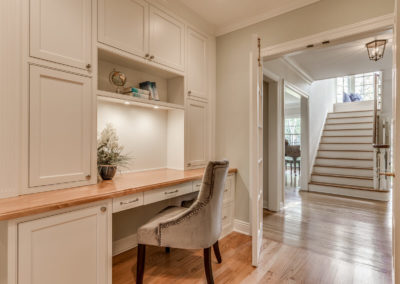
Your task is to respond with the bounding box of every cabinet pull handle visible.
[120,198,139,205]
[86,174,91,179]
[224,189,228,192]
[86,64,91,69]
[100,207,107,212]
[188,90,192,94]
[222,216,228,220]
[196,183,201,187]
[149,55,154,60]
[164,189,178,195]
[187,163,191,167]
[145,53,149,58]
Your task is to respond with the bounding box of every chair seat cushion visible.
[137,206,187,246]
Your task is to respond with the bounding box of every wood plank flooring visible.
[113,187,392,283]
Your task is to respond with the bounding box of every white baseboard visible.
[233,219,251,235]
[113,234,138,256]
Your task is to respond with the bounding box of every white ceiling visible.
[177,0,320,35]
[284,30,393,81]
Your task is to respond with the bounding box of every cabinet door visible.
[18,205,109,284]
[187,28,208,101]
[29,65,92,187]
[149,6,185,71]
[30,0,92,70]
[186,99,208,167]
[98,0,148,58]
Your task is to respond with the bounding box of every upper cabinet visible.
[186,28,208,101]
[29,65,92,188]
[30,0,92,70]
[148,6,185,72]
[98,1,185,72]
[98,0,149,58]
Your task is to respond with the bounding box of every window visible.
[336,71,382,105]
[285,118,301,145]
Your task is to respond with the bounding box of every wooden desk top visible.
[0,168,237,221]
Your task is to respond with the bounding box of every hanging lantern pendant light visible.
[366,39,387,61]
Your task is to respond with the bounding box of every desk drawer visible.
[223,175,235,204]
[144,182,192,205]
[193,180,202,192]
[221,202,234,233]
[113,192,144,213]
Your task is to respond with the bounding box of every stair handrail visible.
[373,73,379,145]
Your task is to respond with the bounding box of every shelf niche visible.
[98,47,184,107]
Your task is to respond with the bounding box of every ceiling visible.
[177,0,320,35]
[284,30,393,81]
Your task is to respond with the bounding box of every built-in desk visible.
[0,168,237,284]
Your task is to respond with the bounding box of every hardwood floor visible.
[113,182,392,283]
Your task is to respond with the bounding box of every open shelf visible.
[97,90,184,111]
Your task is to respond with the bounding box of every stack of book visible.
[122,87,150,99]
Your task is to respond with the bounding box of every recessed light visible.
[153,106,159,109]
[124,101,130,105]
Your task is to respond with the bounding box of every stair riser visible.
[308,184,389,201]
[323,129,372,136]
[328,111,373,118]
[316,158,373,168]
[321,136,373,143]
[319,143,372,151]
[313,166,373,177]
[318,151,373,159]
[325,123,373,130]
[327,117,373,124]
[311,175,373,187]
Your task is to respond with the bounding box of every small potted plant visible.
[97,123,130,180]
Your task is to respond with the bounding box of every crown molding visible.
[216,0,320,36]
[280,57,314,85]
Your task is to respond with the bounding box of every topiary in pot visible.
[97,123,130,180]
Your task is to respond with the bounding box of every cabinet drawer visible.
[113,192,144,213]
[144,182,192,205]
[221,202,233,230]
[193,180,202,192]
[223,175,235,204]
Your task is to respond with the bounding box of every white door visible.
[18,205,110,284]
[250,35,263,266]
[98,0,148,58]
[30,0,92,70]
[149,6,185,71]
[393,2,399,282]
[185,99,208,168]
[29,65,92,188]
[187,28,208,101]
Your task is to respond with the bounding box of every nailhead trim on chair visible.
[157,161,229,246]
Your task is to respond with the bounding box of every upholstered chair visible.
[136,160,230,284]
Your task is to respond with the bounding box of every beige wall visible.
[216,0,394,222]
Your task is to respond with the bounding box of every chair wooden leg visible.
[136,244,146,284]
[165,247,170,253]
[204,247,214,284]
[213,241,222,263]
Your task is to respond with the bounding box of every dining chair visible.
[136,160,230,284]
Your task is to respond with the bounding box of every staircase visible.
[309,106,390,201]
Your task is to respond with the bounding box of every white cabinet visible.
[98,2,185,72]
[98,0,148,58]
[18,204,110,284]
[30,0,92,70]
[149,6,185,71]
[186,28,208,101]
[29,65,92,188]
[185,99,208,167]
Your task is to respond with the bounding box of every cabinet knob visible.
[187,163,191,167]
[100,207,107,212]
[145,53,150,58]
[149,55,154,60]
[188,90,192,95]
[86,174,91,179]
[86,64,91,69]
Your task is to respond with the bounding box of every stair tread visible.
[309,182,388,192]
[322,135,372,137]
[320,142,371,144]
[325,122,373,125]
[329,110,373,114]
[324,128,373,131]
[312,173,373,180]
[327,115,373,119]
[316,157,373,161]
[314,164,373,170]
[318,149,373,152]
